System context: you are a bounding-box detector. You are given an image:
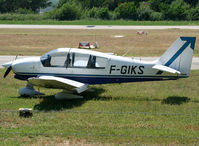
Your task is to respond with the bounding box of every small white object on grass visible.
[114,35,124,38]
[19,108,33,118]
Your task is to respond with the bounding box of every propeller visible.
[3,66,12,78]
[3,55,18,78]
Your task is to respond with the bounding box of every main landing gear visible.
[19,83,83,99]
[19,83,41,97]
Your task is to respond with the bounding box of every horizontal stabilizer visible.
[153,64,181,74]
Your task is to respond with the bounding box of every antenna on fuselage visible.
[122,48,131,57]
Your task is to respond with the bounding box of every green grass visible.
[0,69,199,145]
[0,19,199,25]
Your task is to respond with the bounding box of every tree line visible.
[0,0,199,21]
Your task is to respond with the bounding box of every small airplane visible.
[3,37,196,99]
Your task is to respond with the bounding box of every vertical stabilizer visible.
[158,37,196,76]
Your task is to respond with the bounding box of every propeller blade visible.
[3,66,12,78]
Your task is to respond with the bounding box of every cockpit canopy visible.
[40,48,108,69]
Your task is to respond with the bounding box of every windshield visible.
[40,54,51,67]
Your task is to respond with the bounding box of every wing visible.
[28,76,88,93]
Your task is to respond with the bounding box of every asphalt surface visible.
[0,56,198,70]
[0,25,199,29]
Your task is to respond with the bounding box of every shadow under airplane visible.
[33,87,106,111]
[161,96,190,105]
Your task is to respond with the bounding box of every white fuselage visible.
[10,48,179,84]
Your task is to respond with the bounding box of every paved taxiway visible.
[0,56,198,70]
[0,25,199,29]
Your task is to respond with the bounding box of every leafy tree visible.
[88,7,98,18]
[150,11,163,21]
[184,0,198,6]
[57,0,144,11]
[166,0,190,20]
[52,1,81,20]
[1,0,198,21]
[187,2,199,20]
[149,0,166,12]
[77,0,108,9]
[137,3,153,20]
[0,0,51,13]
[114,2,138,20]
[96,7,110,19]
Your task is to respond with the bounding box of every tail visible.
[157,37,196,76]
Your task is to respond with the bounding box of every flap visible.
[153,64,181,74]
[28,76,88,93]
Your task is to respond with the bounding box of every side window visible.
[87,56,107,69]
[50,56,66,67]
[73,53,90,68]
[95,56,107,69]
[41,52,108,69]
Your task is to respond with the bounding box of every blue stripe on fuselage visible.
[14,72,180,84]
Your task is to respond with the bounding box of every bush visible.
[15,8,34,14]
[87,7,110,19]
[51,2,81,20]
[137,3,163,21]
[96,7,110,19]
[150,12,164,21]
[114,2,138,20]
[0,13,47,21]
[187,8,199,20]
[88,7,98,18]
[137,3,153,20]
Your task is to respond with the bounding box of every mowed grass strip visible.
[0,68,199,145]
[0,20,199,25]
[0,29,199,56]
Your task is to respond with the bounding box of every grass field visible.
[0,29,199,56]
[0,68,199,145]
[0,27,199,145]
[1,20,199,26]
